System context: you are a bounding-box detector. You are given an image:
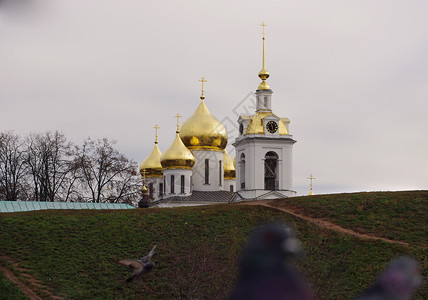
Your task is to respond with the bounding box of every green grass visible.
[269,190,428,245]
[0,272,29,300]
[0,191,426,299]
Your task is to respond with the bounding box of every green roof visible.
[0,201,135,213]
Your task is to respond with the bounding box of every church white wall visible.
[190,149,224,191]
[145,176,163,201]
[162,169,192,198]
[224,179,235,192]
[234,137,295,198]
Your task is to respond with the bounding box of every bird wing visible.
[141,245,157,263]
[118,259,144,272]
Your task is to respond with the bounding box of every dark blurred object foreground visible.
[355,256,423,300]
[228,223,314,300]
[228,223,423,300]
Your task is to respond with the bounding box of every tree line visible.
[0,131,142,204]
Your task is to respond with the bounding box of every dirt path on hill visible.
[0,256,63,300]
[239,200,411,247]
[0,265,43,300]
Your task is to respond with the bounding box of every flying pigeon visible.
[355,256,423,300]
[118,245,157,283]
[228,223,314,300]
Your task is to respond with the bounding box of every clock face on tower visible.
[266,121,278,134]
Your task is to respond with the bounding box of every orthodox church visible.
[139,23,296,207]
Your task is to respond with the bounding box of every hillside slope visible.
[0,191,427,299]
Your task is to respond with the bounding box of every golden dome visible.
[223,149,236,180]
[245,112,289,135]
[161,132,195,169]
[139,143,163,177]
[179,100,228,150]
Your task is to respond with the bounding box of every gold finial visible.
[153,125,160,144]
[258,21,270,90]
[307,174,316,196]
[199,77,207,100]
[174,113,182,132]
[141,169,148,194]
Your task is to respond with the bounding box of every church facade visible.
[139,24,296,207]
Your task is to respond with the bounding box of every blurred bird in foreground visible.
[355,256,423,300]
[118,245,156,283]
[228,223,314,300]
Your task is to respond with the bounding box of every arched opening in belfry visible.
[264,151,278,190]
[239,153,246,190]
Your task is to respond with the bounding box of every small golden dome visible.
[161,132,195,169]
[179,100,228,150]
[142,185,148,194]
[223,149,236,180]
[139,143,163,177]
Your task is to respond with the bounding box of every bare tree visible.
[25,131,77,202]
[76,137,140,203]
[0,131,27,201]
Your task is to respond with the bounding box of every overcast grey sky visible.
[1,0,427,195]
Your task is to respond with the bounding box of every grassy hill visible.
[0,191,427,299]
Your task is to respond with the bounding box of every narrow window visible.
[205,159,209,184]
[170,175,175,194]
[159,183,163,196]
[240,153,246,189]
[190,175,193,192]
[219,160,222,186]
[163,176,166,194]
[230,185,234,192]
[149,183,154,197]
[180,175,185,194]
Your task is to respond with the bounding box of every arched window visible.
[264,151,278,190]
[240,153,246,189]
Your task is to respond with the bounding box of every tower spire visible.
[258,22,270,90]
[153,125,160,144]
[199,77,207,100]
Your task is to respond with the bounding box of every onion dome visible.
[179,99,228,150]
[161,130,195,170]
[223,149,236,180]
[139,143,163,177]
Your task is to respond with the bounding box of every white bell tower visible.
[233,22,296,200]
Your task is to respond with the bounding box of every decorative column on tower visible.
[233,22,297,201]
[160,114,195,198]
[139,125,163,201]
[179,78,228,191]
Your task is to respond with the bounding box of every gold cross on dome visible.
[307,174,316,190]
[141,168,148,182]
[153,125,160,143]
[260,22,267,38]
[174,113,182,130]
[199,77,207,93]
[199,77,207,99]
